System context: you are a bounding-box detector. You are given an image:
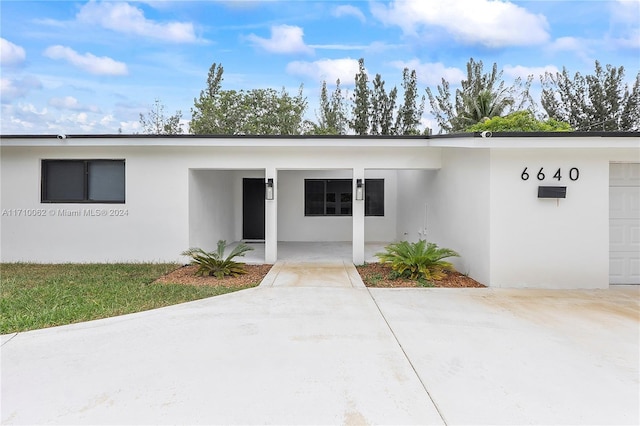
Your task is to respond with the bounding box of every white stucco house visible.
[1,132,638,289]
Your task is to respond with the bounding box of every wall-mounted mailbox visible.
[538,186,566,198]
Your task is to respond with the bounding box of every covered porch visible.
[235,241,388,265]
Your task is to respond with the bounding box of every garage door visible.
[610,163,640,284]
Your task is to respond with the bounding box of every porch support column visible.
[265,168,278,264]
[352,167,365,265]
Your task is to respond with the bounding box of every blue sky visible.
[1,0,639,134]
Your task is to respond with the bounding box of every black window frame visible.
[41,159,126,203]
[304,178,384,217]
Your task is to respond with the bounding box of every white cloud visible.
[611,0,640,25]
[1,38,26,66]
[547,36,593,63]
[0,76,42,102]
[100,114,115,127]
[247,25,314,54]
[0,105,34,133]
[76,1,197,43]
[390,60,465,86]
[43,45,128,75]
[333,5,366,22]
[612,28,640,48]
[0,102,51,134]
[119,120,141,133]
[371,0,549,47]
[286,58,361,84]
[548,36,583,53]
[504,65,560,80]
[609,0,640,48]
[17,103,48,116]
[48,96,101,113]
[309,43,369,51]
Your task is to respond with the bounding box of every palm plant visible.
[376,240,459,282]
[457,89,514,129]
[182,240,253,279]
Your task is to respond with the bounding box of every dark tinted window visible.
[365,179,384,216]
[42,160,125,203]
[304,178,383,217]
[43,161,85,201]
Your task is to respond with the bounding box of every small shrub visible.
[376,240,459,282]
[368,273,384,286]
[417,277,434,287]
[182,240,253,279]
[388,270,403,280]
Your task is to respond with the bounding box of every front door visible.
[243,178,265,240]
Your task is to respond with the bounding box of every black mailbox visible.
[538,186,566,198]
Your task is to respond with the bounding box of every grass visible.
[0,263,257,334]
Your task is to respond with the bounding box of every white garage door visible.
[610,163,640,284]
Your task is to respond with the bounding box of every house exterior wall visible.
[1,146,189,262]
[421,149,492,285]
[2,135,638,289]
[394,150,492,286]
[487,148,637,289]
[189,170,237,252]
[0,140,440,263]
[365,169,398,243]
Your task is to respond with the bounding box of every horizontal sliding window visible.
[304,178,384,216]
[42,160,125,203]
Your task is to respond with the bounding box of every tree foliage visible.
[350,58,370,135]
[541,61,640,131]
[426,58,533,133]
[467,111,572,132]
[394,68,425,135]
[319,58,425,135]
[370,73,397,135]
[139,99,183,135]
[315,79,348,134]
[190,62,308,135]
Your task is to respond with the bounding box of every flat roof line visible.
[1,131,638,139]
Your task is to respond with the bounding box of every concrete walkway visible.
[1,263,639,425]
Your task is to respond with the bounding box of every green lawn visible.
[0,263,257,334]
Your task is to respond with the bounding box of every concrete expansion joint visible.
[258,261,285,287]
[1,333,19,346]
[366,288,449,426]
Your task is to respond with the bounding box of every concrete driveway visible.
[1,262,638,425]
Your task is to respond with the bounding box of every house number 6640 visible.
[521,167,579,181]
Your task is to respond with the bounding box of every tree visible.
[394,68,425,135]
[541,61,640,131]
[350,58,370,135]
[457,89,512,130]
[620,73,640,131]
[190,62,309,135]
[241,86,308,135]
[426,58,533,133]
[316,79,348,134]
[139,99,183,134]
[369,73,397,135]
[311,60,427,135]
[190,62,226,134]
[466,111,572,132]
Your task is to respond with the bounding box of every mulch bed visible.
[356,262,486,288]
[154,264,272,287]
[155,263,485,288]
